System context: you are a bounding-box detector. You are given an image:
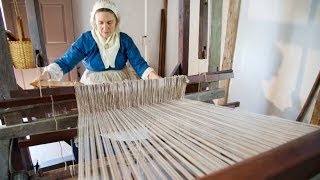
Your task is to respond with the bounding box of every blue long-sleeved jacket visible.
[54,31,149,78]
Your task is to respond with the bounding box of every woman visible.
[37,0,160,84]
[36,0,160,162]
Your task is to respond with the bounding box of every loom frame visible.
[0,88,320,179]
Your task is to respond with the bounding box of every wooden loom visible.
[1,77,320,180]
[1,0,319,179]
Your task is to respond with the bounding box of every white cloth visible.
[141,67,154,80]
[91,29,120,69]
[80,66,135,85]
[45,62,152,84]
[90,0,119,29]
[90,0,121,70]
[44,63,63,81]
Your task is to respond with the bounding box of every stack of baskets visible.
[8,0,35,69]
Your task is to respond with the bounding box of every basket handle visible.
[13,0,25,41]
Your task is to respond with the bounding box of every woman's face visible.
[95,11,117,38]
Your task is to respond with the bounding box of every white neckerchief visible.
[91,29,120,68]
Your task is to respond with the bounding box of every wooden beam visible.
[208,0,223,91]
[18,129,77,148]
[0,6,18,99]
[0,99,76,113]
[208,0,222,73]
[158,9,167,77]
[0,114,78,140]
[187,70,234,84]
[3,112,23,126]
[8,71,233,100]
[10,87,75,98]
[296,71,320,122]
[0,99,77,124]
[221,101,240,108]
[178,0,190,75]
[310,92,320,125]
[200,129,320,180]
[219,0,241,105]
[0,94,75,108]
[185,88,225,101]
[1,70,233,109]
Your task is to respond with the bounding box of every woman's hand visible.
[148,71,161,79]
[31,71,51,87]
[38,71,52,81]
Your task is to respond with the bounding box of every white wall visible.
[229,0,320,120]
[166,0,320,121]
[188,0,208,75]
[165,0,179,75]
[72,0,163,72]
[73,0,320,121]
[166,0,210,76]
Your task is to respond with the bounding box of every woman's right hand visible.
[31,71,51,87]
[37,71,51,81]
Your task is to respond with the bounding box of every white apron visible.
[80,65,138,85]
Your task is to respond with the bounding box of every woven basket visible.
[8,0,35,69]
[8,40,35,69]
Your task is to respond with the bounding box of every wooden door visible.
[38,0,77,81]
[2,0,30,39]
[2,0,77,89]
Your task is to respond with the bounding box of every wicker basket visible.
[8,0,35,69]
[8,40,35,69]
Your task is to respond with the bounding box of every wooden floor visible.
[31,164,78,180]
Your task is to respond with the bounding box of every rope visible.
[50,95,67,170]
[12,0,20,17]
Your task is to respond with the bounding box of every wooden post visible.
[208,0,223,90]
[310,92,320,125]
[297,71,320,122]
[219,0,241,105]
[208,0,223,72]
[158,9,167,77]
[0,140,10,180]
[0,7,18,99]
[0,8,18,178]
[0,138,33,176]
[178,0,190,75]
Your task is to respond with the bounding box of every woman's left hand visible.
[148,71,161,79]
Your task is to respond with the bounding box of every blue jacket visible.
[54,31,150,78]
